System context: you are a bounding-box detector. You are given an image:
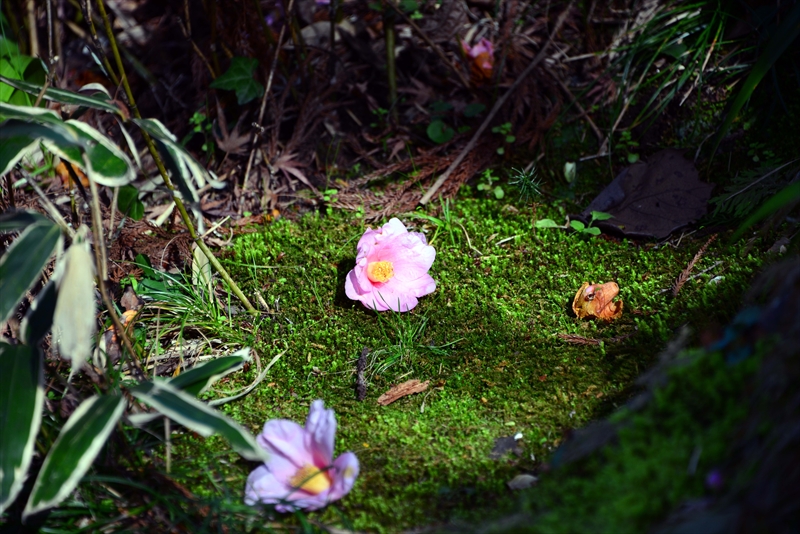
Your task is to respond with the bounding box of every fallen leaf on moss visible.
[377,379,429,406]
[572,281,623,321]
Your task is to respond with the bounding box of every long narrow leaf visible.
[0,75,122,115]
[0,120,82,176]
[168,349,250,397]
[129,380,267,462]
[711,3,800,158]
[0,343,43,515]
[0,209,49,232]
[0,219,61,325]
[66,120,135,186]
[731,181,800,241]
[22,394,125,518]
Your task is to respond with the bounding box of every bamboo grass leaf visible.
[0,219,61,325]
[129,380,267,462]
[0,343,44,515]
[22,394,126,518]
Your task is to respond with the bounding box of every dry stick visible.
[242,0,298,189]
[420,1,575,206]
[548,68,604,145]
[94,0,258,315]
[671,234,718,297]
[88,177,146,379]
[384,0,470,89]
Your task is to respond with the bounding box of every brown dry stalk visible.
[558,332,635,345]
[671,234,718,297]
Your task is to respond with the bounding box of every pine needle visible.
[672,234,717,297]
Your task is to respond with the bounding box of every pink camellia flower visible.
[461,38,495,75]
[345,218,436,312]
[244,400,359,512]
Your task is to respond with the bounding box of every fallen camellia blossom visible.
[244,400,359,512]
[345,218,436,312]
[572,281,624,321]
[461,38,495,79]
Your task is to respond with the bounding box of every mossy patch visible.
[160,195,766,532]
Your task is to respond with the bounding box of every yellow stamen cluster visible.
[367,261,394,283]
[289,464,331,495]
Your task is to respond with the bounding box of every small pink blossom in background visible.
[461,38,495,74]
[345,218,436,312]
[244,400,359,512]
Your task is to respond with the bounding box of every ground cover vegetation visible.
[1,0,799,532]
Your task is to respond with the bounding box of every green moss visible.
[161,196,765,531]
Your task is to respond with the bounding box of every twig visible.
[419,1,575,205]
[88,176,146,379]
[94,0,257,315]
[547,68,604,146]
[384,0,470,89]
[558,332,635,345]
[671,234,718,297]
[242,0,297,189]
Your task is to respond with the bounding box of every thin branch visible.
[420,1,575,205]
[242,0,297,188]
[384,0,470,89]
[94,0,257,315]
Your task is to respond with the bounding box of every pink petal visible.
[244,465,293,505]
[257,419,313,470]
[328,452,360,502]
[304,400,336,465]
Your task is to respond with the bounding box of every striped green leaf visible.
[22,394,125,518]
[0,219,61,325]
[168,348,250,397]
[0,75,123,115]
[130,380,266,462]
[0,343,43,515]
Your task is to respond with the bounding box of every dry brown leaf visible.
[572,281,624,321]
[377,379,429,406]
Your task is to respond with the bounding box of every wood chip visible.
[377,379,429,406]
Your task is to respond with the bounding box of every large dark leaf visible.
[578,149,713,239]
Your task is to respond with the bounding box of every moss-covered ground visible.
[156,191,770,532]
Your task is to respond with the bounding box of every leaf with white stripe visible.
[22,394,125,518]
[0,75,123,115]
[129,380,266,462]
[169,349,250,397]
[0,343,44,515]
[0,219,61,325]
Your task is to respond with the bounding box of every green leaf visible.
[563,161,577,183]
[0,220,61,325]
[534,219,560,229]
[209,57,264,105]
[710,3,800,159]
[584,227,602,235]
[463,103,486,118]
[0,75,123,115]
[20,279,58,346]
[493,186,504,200]
[66,120,135,186]
[0,208,49,232]
[590,211,614,222]
[129,380,267,462]
[23,394,125,518]
[117,185,145,220]
[426,120,455,144]
[570,220,586,231]
[0,343,43,515]
[731,181,800,241]
[0,118,82,176]
[168,349,250,397]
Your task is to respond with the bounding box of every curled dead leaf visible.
[572,281,623,321]
[377,379,429,406]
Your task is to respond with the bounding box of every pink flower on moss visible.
[244,400,359,512]
[345,218,436,312]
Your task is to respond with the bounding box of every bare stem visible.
[94,0,258,315]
